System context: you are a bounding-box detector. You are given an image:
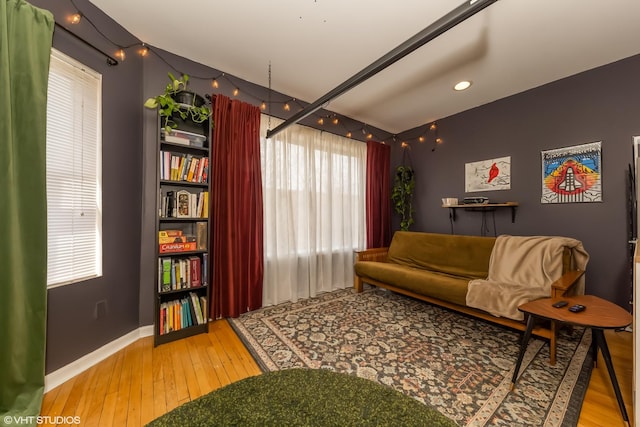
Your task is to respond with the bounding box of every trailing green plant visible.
[391,165,415,231]
[144,72,212,133]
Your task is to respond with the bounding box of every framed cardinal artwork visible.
[541,141,602,204]
[465,156,511,193]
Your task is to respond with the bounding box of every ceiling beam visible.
[266,0,498,139]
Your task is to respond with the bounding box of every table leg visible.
[511,314,535,388]
[592,328,629,425]
[591,329,598,368]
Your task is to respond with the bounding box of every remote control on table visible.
[552,300,568,308]
[568,304,586,313]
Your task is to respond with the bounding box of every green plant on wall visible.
[391,165,415,231]
[144,72,212,133]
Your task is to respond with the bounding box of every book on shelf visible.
[189,256,201,287]
[196,222,207,250]
[159,257,172,292]
[202,252,208,286]
[202,192,209,217]
[190,292,204,325]
[159,294,206,335]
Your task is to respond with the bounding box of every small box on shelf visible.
[159,241,197,253]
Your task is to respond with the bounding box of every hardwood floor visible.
[40,320,634,426]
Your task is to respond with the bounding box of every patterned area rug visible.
[229,287,593,427]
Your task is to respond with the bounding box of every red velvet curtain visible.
[366,141,391,248]
[210,94,264,319]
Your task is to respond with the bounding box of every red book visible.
[189,257,201,287]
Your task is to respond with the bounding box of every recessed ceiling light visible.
[454,80,472,91]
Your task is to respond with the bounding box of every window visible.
[260,115,366,305]
[46,49,102,287]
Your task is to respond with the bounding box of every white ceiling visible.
[89,0,640,134]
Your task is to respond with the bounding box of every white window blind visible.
[46,49,103,287]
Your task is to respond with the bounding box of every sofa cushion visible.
[387,231,495,279]
[354,261,469,306]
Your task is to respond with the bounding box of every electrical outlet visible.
[95,300,108,319]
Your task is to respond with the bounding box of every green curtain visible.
[0,0,53,423]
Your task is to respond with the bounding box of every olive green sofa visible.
[354,231,587,364]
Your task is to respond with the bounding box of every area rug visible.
[147,368,457,426]
[229,287,593,427]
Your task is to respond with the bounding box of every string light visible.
[419,136,425,143]
[114,48,125,61]
[63,2,398,144]
[69,13,81,24]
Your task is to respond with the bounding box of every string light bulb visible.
[346,132,352,138]
[419,136,425,143]
[138,44,148,57]
[318,117,324,125]
[436,137,443,144]
[332,117,339,125]
[283,102,290,111]
[114,48,126,61]
[367,133,373,140]
[260,101,267,110]
[69,13,82,24]
[401,142,409,148]
[430,123,437,131]
[233,87,239,96]
[212,79,219,89]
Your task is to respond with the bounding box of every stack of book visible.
[161,129,206,148]
[160,191,208,218]
[160,151,209,183]
[158,255,202,292]
[158,292,207,335]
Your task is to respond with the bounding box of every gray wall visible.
[392,54,640,309]
[31,0,144,373]
[31,0,639,372]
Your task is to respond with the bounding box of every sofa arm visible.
[354,247,389,263]
[550,269,585,299]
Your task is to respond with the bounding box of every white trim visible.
[44,325,154,392]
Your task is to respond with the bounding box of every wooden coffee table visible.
[511,295,632,426]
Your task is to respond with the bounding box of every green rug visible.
[147,368,456,426]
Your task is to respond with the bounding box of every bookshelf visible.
[154,111,211,346]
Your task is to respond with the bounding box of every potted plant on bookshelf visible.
[144,72,212,133]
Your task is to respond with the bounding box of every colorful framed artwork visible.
[541,141,602,204]
[465,156,511,193]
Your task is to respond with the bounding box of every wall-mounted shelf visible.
[443,202,518,236]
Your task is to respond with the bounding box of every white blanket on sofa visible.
[466,235,589,321]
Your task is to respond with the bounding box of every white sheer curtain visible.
[260,115,367,306]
